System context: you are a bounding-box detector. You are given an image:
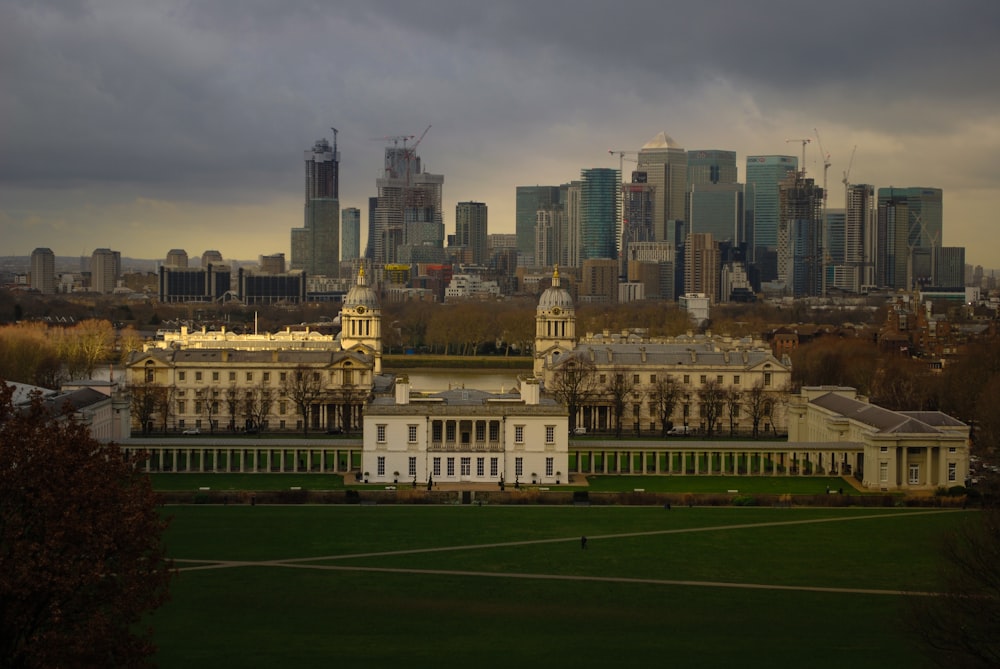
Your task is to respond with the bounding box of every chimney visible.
[395,375,410,405]
[520,378,540,405]
[606,348,613,363]
[639,346,647,363]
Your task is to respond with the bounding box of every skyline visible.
[2,1,999,266]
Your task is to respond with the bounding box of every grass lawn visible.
[581,474,861,495]
[150,473,345,491]
[152,505,967,668]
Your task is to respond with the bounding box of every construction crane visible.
[608,150,639,246]
[813,129,832,297]
[785,138,811,176]
[841,145,857,187]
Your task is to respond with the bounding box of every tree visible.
[697,379,726,438]
[605,367,637,439]
[0,383,173,667]
[725,387,742,437]
[745,381,770,439]
[908,509,1000,668]
[129,378,165,436]
[650,375,683,438]
[281,365,326,434]
[548,354,599,434]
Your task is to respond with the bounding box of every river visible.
[388,369,525,393]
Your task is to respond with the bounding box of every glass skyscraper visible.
[745,155,798,278]
[580,168,621,261]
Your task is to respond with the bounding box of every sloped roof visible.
[565,343,780,369]
[810,392,947,434]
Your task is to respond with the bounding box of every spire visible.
[357,266,366,286]
[552,264,560,288]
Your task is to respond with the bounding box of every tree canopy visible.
[0,383,173,668]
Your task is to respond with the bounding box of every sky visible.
[2,0,999,267]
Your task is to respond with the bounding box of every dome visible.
[537,266,574,311]
[344,267,379,309]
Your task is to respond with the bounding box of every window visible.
[460,457,471,476]
[515,457,523,477]
[312,372,320,382]
[948,447,957,453]
[683,374,690,384]
[489,422,499,441]
[408,424,418,443]
[477,457,485,477]
[432,422,443,442]
[377,456,385,477]
[178,371,186,382]
[599,374,606,384]
[263,372,270,383]
[408,457,417,477]
[194,401,202,414]
[545,426,555,443]
[376,424,386,443]
[948,462,957,482]
[229,371,236,381]
[716,375,723,384]
[280,372,287,382]
[880,446,889,453]
[879,461,889,482]
[733,375,740,385]
[279,401,287,415]
[447,458,455,477]
[433,457,441,477]
[446,422,456,442]
[650,374,657,383]
[195,371,203,382]
[764,372,772,386]
[514,425,524,443]
[246,372,253,382]
[545,457,554,477]
[475,422,485,441]
[700,375,707,384]
[633,374,640,384]
[490,457,498,477]
[177,400,186,414]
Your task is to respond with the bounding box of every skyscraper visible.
[579,168,621,261]
[876,187,943,290]
[292,136,340,276]
[745,155,798,279]
[30,247,55,294]
[165,249,188,267]
[621,172,655,274]
[372,144,444,265]
[777,172,824,297]
[515,186,561,263]
[637,132,687,240]
[90,248,120,294]
[341,207,361,262]
[827,183,875,293]
[684,232,720,302]
[456,201,488,266]
[687,149,738,186]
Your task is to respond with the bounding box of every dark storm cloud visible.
[1,0,998,261]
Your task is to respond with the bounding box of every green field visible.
[151,505,966,668]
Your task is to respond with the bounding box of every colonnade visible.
[570,446,861,477]
[142,445,360,474]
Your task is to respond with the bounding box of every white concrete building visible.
[363,377,568,486]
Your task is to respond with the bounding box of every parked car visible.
[667,425,692,436]
[573,427,587,435]
[182,428,201,435]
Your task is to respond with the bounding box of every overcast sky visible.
[2,0,999,267]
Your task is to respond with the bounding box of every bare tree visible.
[547,354,599,434]
[241,387,274,433]
[650,375,683,438]
[606,367,637,439]
[225,382,240,431]
[725,387,742,437]
[155,384,175,434]
[281,365,327,434]
[198,386,220,434]
[697,379,726,438]
[744,381,769,439]
[129,379,164,436]
[908,509,1000,669]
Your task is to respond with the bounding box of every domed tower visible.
[341,267,382,373]
[534,265,576,377]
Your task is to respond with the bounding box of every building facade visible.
[363,378,568,486]
[456,201,489,266]
[579,168,621,261]
[745,155,798,275]
[30,247,56,294]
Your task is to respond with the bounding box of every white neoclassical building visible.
[788,386,970,491]
[362,377,568,486]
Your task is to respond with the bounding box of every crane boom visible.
[785,138,811,175]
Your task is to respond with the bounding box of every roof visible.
[642,131,681,150]
[561,343,783,369]
[810,392,957,434]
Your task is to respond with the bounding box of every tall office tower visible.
[936,247,965,287]
[637,132,687,241]
[579,258,619,304]
[621,172,655,273]
[825,183,875,293]
[534,207,563,268]
[292,136,340,276]
[687,149,738,186]
[201,250,223,267]
[560,181,582,268]
[876,187,943,290]
[745,155,798,279]
[777,172,824,298]
[372,145,444,264]
[364,196,379,260]
[454,202,488,266]
[684,232,720,302]
[341,207,361,262]
[259,253,286,274]
[165,249,188,267]
[515,186,561,262]
[90,248,121,294]
[688,183,744,245]
[30,247,56,294]
[579,168,620,262]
